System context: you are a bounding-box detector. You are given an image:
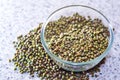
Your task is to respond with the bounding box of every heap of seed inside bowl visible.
[45,13,109,62]
[9,23,106,80]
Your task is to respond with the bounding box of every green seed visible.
[10,13,108,80]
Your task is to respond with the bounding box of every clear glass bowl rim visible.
[41,5,114,66]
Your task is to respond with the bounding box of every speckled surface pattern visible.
[0,0,120,80]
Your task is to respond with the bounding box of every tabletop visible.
[0,0,120,80]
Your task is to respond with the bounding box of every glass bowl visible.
[41,5,114,72]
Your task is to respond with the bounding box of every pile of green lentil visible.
[45,13,109,62]
[9,22,106,80]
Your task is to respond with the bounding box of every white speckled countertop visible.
[0,0,120,80]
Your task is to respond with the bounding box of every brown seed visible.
[10,13,108,80]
